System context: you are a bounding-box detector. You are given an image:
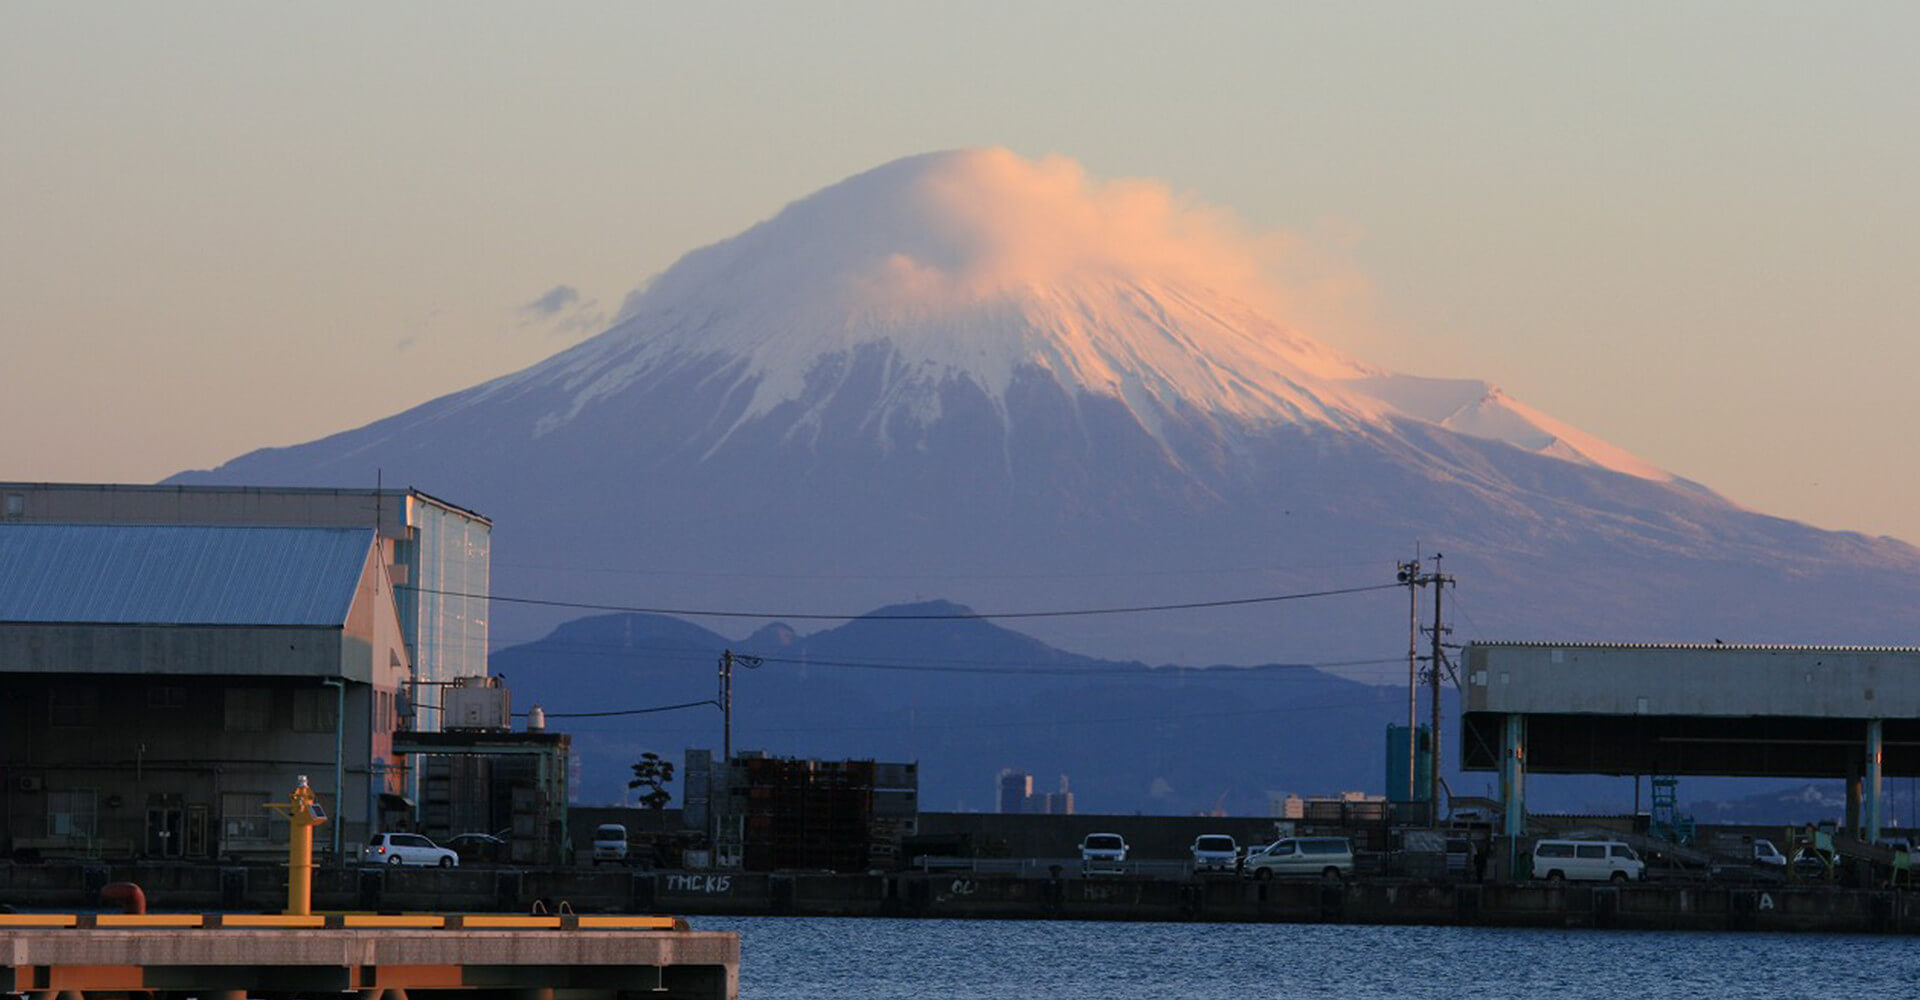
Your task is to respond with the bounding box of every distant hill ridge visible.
[494,600,1426,815]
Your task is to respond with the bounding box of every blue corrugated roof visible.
[0,524,374,626]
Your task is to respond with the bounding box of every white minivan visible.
[364,832,459,868]
[1190,834,1239,873]
[1532,839,1644,883]
[591,823,630,866]
[1079,832,1129,875]
[1243,836,1354,881]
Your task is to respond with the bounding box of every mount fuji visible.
[172,149,1920,676]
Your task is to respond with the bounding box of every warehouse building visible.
[0,483,501,861]
[0,482,491,733]
[0,522,412,861]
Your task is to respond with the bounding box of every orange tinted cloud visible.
[845,148,1294,314]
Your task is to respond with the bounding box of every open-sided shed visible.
[1460,642,1920,839]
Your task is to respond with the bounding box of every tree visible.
[628,752,675,811]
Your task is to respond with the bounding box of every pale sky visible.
[5,3,1918,545]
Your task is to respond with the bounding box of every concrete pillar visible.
[1500,714,1526,838]
[1846,767,1861,839]
[1866,719,1884,842]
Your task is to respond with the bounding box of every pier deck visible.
[0,914,738,1000]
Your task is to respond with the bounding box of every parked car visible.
[363,832,458,867]
[1244,837,1354,881]
[1190,834,1238,873]
[1531,839,1643,883]
[591,823,630,866]
[447,832,509,864]
[1079,832,1129,875]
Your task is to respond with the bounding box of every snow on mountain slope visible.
[1344,374,1676,483]
[454,148,1676,489]
[491,151,1402,448]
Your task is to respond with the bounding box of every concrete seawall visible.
[4,862,1913,934]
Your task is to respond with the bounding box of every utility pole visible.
[717,649,762,763]
[1398,554,1456,820]
[719,650,734,763]
[1426,553,1452,810]
[1397,558,1423,805]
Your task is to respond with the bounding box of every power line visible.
[489,555,1389,584]
[399,581,1404,622]
[549,695,1399,738]
[536,699,719,720]
[748,652,1405,676]
[489,631,1404,677]
[511,657,1403,721]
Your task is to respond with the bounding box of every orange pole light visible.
[266,775,329,916]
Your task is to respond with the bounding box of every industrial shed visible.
[0,523,413,861]
[1460,642,1920,841]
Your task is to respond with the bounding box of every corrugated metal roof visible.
[0,524,374,626]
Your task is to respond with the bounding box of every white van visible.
[1190,834,1239,873]
[1079,832,1129,875]
[1532,839,1644,883]
[591,823,629,866]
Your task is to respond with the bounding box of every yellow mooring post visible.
[265,775,329,916]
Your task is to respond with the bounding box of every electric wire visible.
[452,576,1410,720]
[550,695,1399,738]
[399,581,1404,622]
[492,631,1405,677]
[538,699,720,719]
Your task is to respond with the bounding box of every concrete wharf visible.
[7,861,1918,936]
[0,913,738,1000]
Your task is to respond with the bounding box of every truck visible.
[1707,833,1786,879]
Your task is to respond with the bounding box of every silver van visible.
[1243,836,1354,881]
[1532,839,1644,883]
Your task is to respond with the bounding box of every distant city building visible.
[998,769,1073,814]
[1042,775,1075,815]
[1275,790,1382,819]
[997,769,1034,814]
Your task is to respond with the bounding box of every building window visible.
[47,788,98,838]
[49,685,99,727]
[221,791,271,842]
[4,493,23,518]
[224,688,272,732]
[293,688,339,732]
[147,685,187,709]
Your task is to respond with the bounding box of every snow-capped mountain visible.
[171,149,1920,670]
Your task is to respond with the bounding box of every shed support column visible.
[1865,719,1884,842]
[1500,714,1526,838]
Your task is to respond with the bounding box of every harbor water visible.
[697,915,1920,999]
